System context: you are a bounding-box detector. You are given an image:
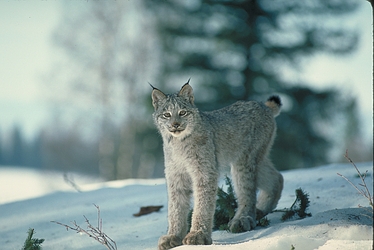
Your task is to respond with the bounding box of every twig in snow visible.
[133,205,163,217]
[63,172,82,192]
[337,150,373,209]
[51,204,117,250]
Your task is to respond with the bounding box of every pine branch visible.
[188,176,238,231]
[214,175,237,230]
[279,188,312,221]
[258,217,270,227]
[22,228,44,250]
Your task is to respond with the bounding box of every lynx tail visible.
[265,95,282,117]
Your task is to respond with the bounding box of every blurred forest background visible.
[0,0,372,180]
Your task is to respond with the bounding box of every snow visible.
[0,162,373,250]
[0,168,103,205]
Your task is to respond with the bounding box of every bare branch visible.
[337,150,373,209]
[51,204,117,250]
[63,173,82,192]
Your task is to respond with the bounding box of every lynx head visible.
[151,80,198,139]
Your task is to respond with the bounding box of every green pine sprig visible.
[280,188,312,221]
[214,175,238,230]
[22,228,44,250]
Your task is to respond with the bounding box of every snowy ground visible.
[0,162,373,250]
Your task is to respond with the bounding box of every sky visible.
[0,1,373,142]
[0,0,60,140]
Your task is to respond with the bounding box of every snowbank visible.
[0,167,103,205]
[0,162,372,249]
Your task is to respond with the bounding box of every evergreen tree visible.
[10,125,25,166]
[147,0,360,169]
[0,131,3,165]
[27,132,44,169]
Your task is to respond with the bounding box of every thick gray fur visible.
[152,82,283,250]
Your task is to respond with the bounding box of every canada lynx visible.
[151,81,283,250]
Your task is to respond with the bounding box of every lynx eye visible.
[163,112,172,118]
[179,110,187,116]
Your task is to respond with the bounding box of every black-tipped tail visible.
[265,95,282,117]
[268,95,282,106]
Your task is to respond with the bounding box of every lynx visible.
[151,80,283,250]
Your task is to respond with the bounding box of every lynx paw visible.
[228,216,256,233]
[158,235,182,250]
[182,230,212,245]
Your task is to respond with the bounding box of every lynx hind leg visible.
[228,160,258,233]
[256,158,283,219]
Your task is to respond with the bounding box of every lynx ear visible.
[151,88,166,110]
[178,79,194,105]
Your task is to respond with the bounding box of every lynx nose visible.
[172,122,180,129]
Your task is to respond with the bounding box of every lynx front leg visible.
[229,159,257,233]
[183,173,218,246]
[158,174,192,250]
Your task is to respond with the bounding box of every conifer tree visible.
[147,0,361,170]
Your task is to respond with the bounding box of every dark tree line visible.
[2,0,372,179]
[0,125,100,176]
[0,126,42,169]
[146,0,367,170]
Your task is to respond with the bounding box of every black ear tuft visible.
[180,78,191,90]
[151,86,166,110]
[178,80,194,105]
[148,82,157,90]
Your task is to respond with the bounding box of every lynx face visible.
[157,105,194,138]
[152,82,198,139]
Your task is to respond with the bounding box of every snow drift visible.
[0,162,372,249]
